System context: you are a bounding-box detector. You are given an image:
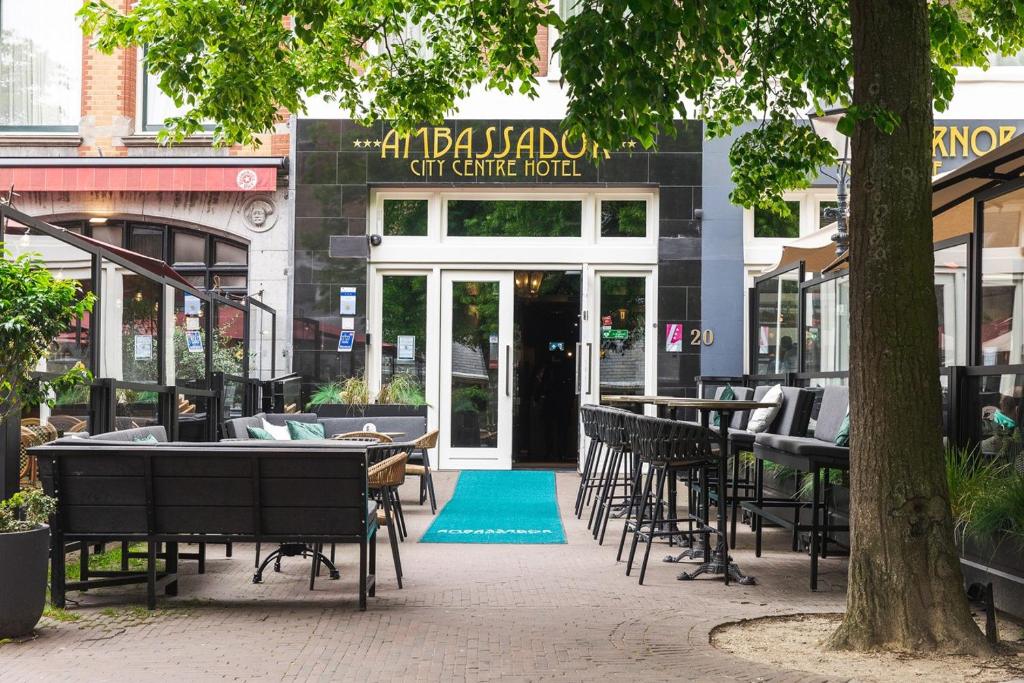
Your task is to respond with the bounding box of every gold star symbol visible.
[372,139,382,147]
[353,139,364,148]
[363,139,374,147]
[625,140,637,149]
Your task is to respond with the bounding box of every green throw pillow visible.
[287,420,325,440]
[247,426,275,440]
[712,384,736,428]
[834,413,850,447]
[132,434,159,444]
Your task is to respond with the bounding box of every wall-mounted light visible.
[89,217,108,224]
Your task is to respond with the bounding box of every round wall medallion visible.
[236,169,259,190]
[242,196,278,232]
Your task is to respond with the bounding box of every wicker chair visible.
[367,449,409,589]
[21,417,40,426]
[67,420,89,433]
[46,414,87,434]
[20,423,59,487]
[333,431,394,443]
[405,429,439,513]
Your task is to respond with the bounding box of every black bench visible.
[35,444,378,610]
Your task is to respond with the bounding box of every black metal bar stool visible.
[624,415,715,584]
[591,407,636,545]
[575,404,605,518]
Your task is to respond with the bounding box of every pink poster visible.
[665,323,683,352]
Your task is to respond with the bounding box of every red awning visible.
[0,159,281,193]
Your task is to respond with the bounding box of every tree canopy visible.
[81,0,1024,211]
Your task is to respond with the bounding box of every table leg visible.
[810,464,820,591]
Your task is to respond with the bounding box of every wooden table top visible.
[600,395,777,410]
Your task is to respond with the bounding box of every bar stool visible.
[625,415,715,584]
[574,405,605,518]
[591,407,635,545]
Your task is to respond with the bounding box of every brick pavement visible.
[0,472,848,682]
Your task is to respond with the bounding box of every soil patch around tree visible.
[712,613,1024,682]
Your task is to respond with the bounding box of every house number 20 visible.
[690,328,715,346]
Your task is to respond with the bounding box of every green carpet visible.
[420,470,566,544]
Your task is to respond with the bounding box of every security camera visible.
[368,234,383,247]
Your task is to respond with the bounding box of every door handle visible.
[575,342,582,395]
[505,345,511,397]
[586,342,593,394]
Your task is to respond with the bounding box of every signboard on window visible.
[397,335,416,361]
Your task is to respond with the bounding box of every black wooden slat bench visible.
[35,444,378,610]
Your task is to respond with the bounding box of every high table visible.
[601,394,775,586]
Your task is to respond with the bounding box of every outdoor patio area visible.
[0,471,852,682]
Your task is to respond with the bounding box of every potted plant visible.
[946,445,1024,619]
[308,374,428,418]
[0,488,57,637]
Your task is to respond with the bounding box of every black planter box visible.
[959,535,1024,620]
[313,404,428,419]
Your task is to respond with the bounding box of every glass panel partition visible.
[172,288,208,386]
[802,275,849,374]
[754,268,801,374]
[104,262,162,384]
[981,186,1024,365]
[248,302,275,380]
[971,371,1024,472]
[934,241,969,366]
[213,301,246,377]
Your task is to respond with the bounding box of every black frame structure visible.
[0,201,280,496]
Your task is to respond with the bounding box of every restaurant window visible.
[380,275,427,400]
[446,200,582,237]
[141,49,215,132]
[753,201,800,238]
[383,199,429,236]
[600,200,647,238]
[981,186,1024,365]
[0,0,82,129]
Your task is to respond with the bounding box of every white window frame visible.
[136,50,215,135]
[369,188,658,267]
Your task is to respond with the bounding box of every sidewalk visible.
[0,471,848,682]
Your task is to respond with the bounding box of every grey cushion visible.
[727,427,756,449]
[223,413,267,440]
[729,386,754,430]
[88,426,168,443]
[771,387,813,436]
[812,386,849,443]
[754,433,850,460]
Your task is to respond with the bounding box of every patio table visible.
[602,394,774,586]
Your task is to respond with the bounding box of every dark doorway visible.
[513,271,581,465]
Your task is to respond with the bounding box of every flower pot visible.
[313,404,428,418]
[0,525,50,638]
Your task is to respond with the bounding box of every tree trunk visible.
[830,0,989,653]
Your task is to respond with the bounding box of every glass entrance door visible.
[439,271,514,469]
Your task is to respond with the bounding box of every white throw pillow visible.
[747,384,784,433]
[362,422,377,432]
[262,418,291,440]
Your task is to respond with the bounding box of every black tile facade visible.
[294,118,706,394]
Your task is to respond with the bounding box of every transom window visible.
[0,0,82,130]
[57,219,249,294]
[447,199,582,237]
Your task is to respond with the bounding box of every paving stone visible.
[0,472,847,681]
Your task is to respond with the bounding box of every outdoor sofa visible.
[33,433,380,610]
[223,412,428,441]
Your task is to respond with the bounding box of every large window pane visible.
[451,281,499,448]
[0,0,82,128]
[130,225,164,260]
[173,232,207,266]
[981,187,1024,365]
[754,201,800,238]
[383,199,428,236]
[934,242,968,366]
[447,200,582,237]
[214,240,247,265]
[141,50,214,132]
[599,277,646,396]
[600,200,647,238]
[754,269,800,374]
[381,275,427,401]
